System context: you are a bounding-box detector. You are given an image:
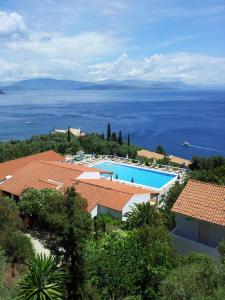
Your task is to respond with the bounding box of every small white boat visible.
[25,121,32,125]
[182,139,190,147]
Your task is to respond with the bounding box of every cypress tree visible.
[107,123,111,141]
[128,133,130,146]
[53,187,92,299]
[156,145,166,155]
[111,132,117,142]
[67,126,71,143]
[118,130,123,145]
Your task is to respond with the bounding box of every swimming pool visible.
[93,162,177,189]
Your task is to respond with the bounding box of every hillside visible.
[0,89,4,94]
[2,78,187,91]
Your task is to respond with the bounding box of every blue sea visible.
[0,89,225,159]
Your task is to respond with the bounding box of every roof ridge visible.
[74,179,134,195]
[39,160,112,174]
[75,179,150,195]
[189,178,225,189]
[38,160,78,170]
[37,179,60,186]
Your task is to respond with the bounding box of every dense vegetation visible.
[190,156,225,184]
[0,195,35,299]
[1,130,225,298]
[1,184,223,299]
[0,125,139,163]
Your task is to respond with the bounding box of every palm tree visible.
[18,254,65,300]
[125,202,159,230]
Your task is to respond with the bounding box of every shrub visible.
[86,226,176,299]
[19,188,64,229]
[4,231,35,266]
[0,196,20,234]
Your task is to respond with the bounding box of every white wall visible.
[90,204,122,219]
[175,214,199,241]
[98,205,122,219]
[209,223,225,247]
[122,194,150,221]
[174,214,225,247]
[77,172,100,179]
[171,230,220,260]
[91,205,98,218]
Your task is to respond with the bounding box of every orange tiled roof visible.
[0,150,64,180]
[40,160,112,174]
[0,152,157,213]
[172,179,225,226]
[0,159,111,197]
[0,160,83,196]
[74,179,155,211]
[137,149,191,166]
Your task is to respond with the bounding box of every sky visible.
[0,0,225,84]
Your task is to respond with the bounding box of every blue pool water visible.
[93,162,176,189]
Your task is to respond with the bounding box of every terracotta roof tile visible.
[0,160,82,196]
[76,178,156,195]
[172,179,225,226]
[0,150,64,179]
[0,153,156,213]
[41,160,112,174]
[137,149,191,166]
[73,179,154,212]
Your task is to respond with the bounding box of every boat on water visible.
[25,121,32,125]
[182,139,190,147]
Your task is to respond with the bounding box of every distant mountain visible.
[2,78,188,91]
[2,78,90,90]
[0,89,4,94]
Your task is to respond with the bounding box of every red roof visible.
[0,150,64,180]
[0,160,81,196]
[0,151,157,212]
[172,179,225,227]
[74,179,154,212]
[40,160,112,174]
[0,159,111,196]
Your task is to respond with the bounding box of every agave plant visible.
[18,253,65,300]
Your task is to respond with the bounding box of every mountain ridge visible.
[1,78,188,91]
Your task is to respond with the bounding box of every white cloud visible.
[6,31,123,62]
[1,50,225,84]
[88,53,128,80]
[0,11,26,37]
[0,6,225,85]
[87,52,225,84]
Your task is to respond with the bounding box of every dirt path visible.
[26,233,51,256]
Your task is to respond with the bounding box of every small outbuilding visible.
[171,179,225,259]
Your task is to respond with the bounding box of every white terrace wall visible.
[91,204,122,219]
[209,224,225,247]
[122,194,150,221]
[171,230,220,260]
[77,172,101,180]
[174,213,225,247]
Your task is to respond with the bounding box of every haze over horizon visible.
[0,0,225,85]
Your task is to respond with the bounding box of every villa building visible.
[53,127,85,137]
[0,151,158,220]
[171,179,225,259]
